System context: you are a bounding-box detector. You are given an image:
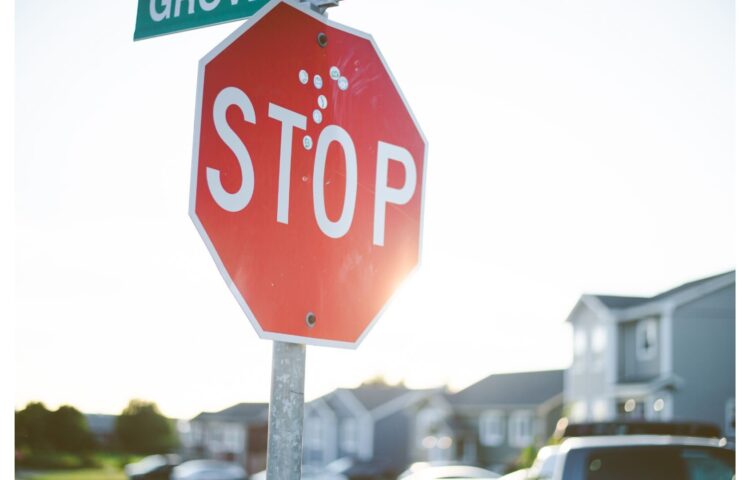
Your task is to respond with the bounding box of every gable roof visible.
[348,385,414,411]
[591,271,734,310]
[647,270,734,303]
[450,370,564,407]
[594,295,647,309]
[192,402,268,424]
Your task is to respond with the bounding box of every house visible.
[85,413,117,449]
[564,270,735,439]
[303,383,439,478]
[180,402,269,475]
[411,370,564,473]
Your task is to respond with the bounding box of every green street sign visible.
[134,0,272,41]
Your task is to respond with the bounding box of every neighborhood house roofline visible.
[191,402,268,424]
[565,270,735,323]
[450,370,564,406]
[310,385,440,415]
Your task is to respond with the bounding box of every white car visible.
[499,445,560,480]
[170,459,248,480]
[397,464,500,480]
[548,434,734,480]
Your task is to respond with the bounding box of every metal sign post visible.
[267,341,306,479]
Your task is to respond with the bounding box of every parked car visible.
[551,434,733,479]
[397,464,499,480]
[125,454,182,480]
[170,459,248,480]
[499,446,560,480]
[512,421,734,480]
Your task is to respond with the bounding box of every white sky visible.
[13,0,739,422]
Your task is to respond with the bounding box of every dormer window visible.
[635,317,658,361]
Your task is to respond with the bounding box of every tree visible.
[115,399,178,454]
[47,405,95,453]
[16,402,52,451]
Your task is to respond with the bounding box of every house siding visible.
[671,285,735,437]
[457,409,532,472]
[565,304,609,421]
[373,411,412,476]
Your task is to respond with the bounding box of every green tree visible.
[115,399,178,454]
[514,444,539,470]
[47,405,95,453]
[16,402,53,451]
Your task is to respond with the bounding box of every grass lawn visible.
[22,468,127,480]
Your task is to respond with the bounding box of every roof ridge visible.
[591,270,734,309]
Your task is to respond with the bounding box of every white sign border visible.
[189,0,428,349]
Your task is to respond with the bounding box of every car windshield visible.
[564,445,734,480]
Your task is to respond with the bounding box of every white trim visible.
[611,375,683,398]
[334,390,374,460]
[605,319,618,388]
[371,390,436,421]
[565,295,614,324]
[358,416,374,460]
[339,417,358,456]
[336,389,370,417]
[188,0,429,349]
[611,273,735,322]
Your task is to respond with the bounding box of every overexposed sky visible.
[15,0,735,419]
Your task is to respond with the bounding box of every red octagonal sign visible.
[189,0,427,348]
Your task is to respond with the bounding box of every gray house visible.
[303,383,438,478]
[438,370,565,473]
[85,413,117,449]
[564,270,735,439]
[180,403,269,475]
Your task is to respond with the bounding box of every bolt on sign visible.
[189,0,427,348]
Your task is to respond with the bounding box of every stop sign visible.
[189,0,426,348]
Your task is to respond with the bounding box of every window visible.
[592,398,609,421]
[635,318,658,361]
[479,411,505,446]
[573,328,588,374]
[570,401,588,422]
[509,411,534,448]
[305,416,323,450]
[592,326,607,354]
[339,418,357,454]
[591,326,607,371]
[574,328,588,357]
